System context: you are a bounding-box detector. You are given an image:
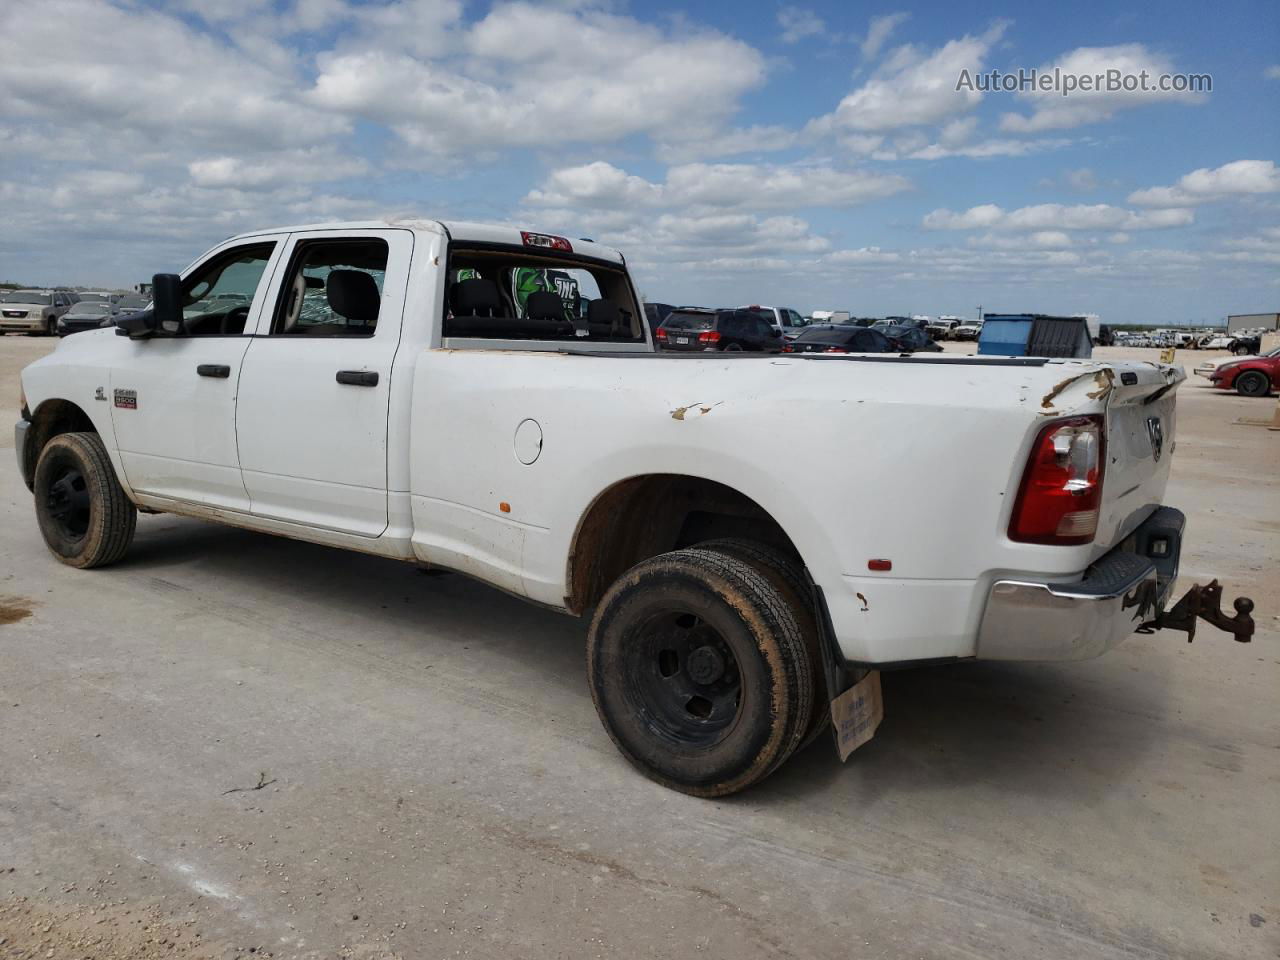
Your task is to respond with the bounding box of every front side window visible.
[272,239,388,337]
[445,246,643,343]
[181,242,276,336]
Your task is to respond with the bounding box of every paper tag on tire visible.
[830,671,883,761]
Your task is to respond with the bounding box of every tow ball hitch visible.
[1139,580,1255,643]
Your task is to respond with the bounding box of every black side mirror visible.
[152,273,182,335]
[771,327,782,338]
[115,273,182,339]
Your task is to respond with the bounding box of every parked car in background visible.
[783,324,894,354]
[642,301,674,336]
[877,323,943,352]
[657,308,784,352]
[741,304,807,339]
[1207,347,1280,397]
[1230,335,1261,356]
[0,289,74,335]
[56,301,115,336]
[810,309,851,325]
[952,319,983,341]
[926,317,961,340]
[76,291,115,307]
[112,293,151,313]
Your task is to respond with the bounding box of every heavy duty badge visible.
[113,388,137,410]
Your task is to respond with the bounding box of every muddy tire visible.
[1235,371,1271,398]
[587,547,812,797]
[694,538,830,749]
[33,432,136,568]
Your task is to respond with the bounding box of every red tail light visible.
[698,330,721,344]
[1009,416,1106,544]
[782,343,794,352]
[655,327,668,342]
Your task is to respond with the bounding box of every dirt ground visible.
[1,334,1277,960]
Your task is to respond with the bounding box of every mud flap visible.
[830,670,883,761]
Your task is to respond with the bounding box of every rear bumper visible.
[976,507,1185,661]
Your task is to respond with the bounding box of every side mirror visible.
[771,327,782,338]
[115,273,182,339]
[152,274,182,335]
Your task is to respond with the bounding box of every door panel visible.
[235,229,412,537]
[110,237,286,510]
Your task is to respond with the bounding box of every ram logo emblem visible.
[1146,416,1164,462]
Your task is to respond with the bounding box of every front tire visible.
[1236,371,1271,397]
[587,548,812,797]
[33,432,137,568]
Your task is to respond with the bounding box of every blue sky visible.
[1,0,1277,323]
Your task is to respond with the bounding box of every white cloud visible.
[999,44,1206,132]
[778,7,824,44]
[908,137,1071,160]
[861,12,911,59]
[924,203,1194,231]
[810,21,1008,134]
[188,149,370,190]
[1265,65,1280,80]
[525,161,910,210]
[655,125,798,163]
[0,0,348,151]
[1127,160,1280,207]
[309,3,766,153]
[967,231,1073,250]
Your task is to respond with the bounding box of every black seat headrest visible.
[587,298,621,329]
[327,270,380,325]
[452,277,502,317]
[525,290,564,322]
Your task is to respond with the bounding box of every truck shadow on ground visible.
[117,515,1171,805]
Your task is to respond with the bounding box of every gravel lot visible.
[1,334,1277,960]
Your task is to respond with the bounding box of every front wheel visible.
[33,432,137,568]
[1236,371,1271,397]
[587,548,813,797]
[46,317,58,336]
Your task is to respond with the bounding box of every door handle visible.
[336,370,379,387]
[197,364,231,378]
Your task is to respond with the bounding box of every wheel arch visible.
[21,398,101,490]
[564,473,804,615]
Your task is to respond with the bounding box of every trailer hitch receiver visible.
[1140,580,1255,643]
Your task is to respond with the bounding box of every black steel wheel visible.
[1236,371,1271,397]
[33,432,136,568]
[587,548,812,796]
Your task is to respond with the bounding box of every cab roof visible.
[225,218,625,265]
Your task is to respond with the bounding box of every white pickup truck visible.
[15,219,1255,796]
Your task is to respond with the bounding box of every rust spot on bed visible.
[856,592,869,612]
[1041,376,1079,409]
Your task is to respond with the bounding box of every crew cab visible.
[15,219,1255,796]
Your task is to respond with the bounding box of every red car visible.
[1209,346,1280,397]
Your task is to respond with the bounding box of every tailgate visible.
[1093,363,1183,557]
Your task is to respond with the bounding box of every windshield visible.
[70,303,112,315]
[78,293,110,302]
[2,290,50,304]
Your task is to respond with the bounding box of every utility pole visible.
[976,304,983,322]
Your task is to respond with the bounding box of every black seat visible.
[587,298,623,336]
[451,277,503,317]
[525,290,565,322]
[327,269,380,325]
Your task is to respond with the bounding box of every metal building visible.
[1226,312,1279,334]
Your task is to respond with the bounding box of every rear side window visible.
[272,239,388,337]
